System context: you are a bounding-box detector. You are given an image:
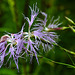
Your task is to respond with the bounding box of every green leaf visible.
[65,16,75,25]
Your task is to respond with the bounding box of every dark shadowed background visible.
[0,0,75,75]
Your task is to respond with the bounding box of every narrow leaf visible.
[65,16,75,25]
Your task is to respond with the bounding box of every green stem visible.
[38,55,75,68]
[46,26,75,32]
[56,44,75,55]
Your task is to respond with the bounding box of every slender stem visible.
[56,44,75,55]
[37,55,75,68]
[47,27,67,32]
[45,26,75,32]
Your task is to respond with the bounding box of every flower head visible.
[0,3,62,71]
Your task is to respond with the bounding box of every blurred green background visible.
[0,0,75,75]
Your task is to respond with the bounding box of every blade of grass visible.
[38,55,75,68]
